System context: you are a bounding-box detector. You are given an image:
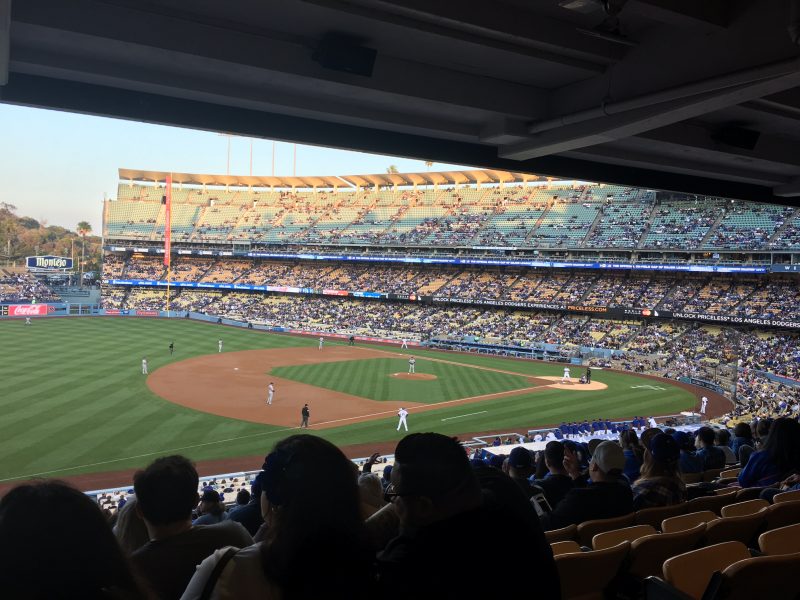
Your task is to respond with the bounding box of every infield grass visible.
[0,318,697,484]
[271,358,534,402]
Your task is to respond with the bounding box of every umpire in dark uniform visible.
[301,404,310,428]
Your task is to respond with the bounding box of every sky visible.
[0,104,471,234]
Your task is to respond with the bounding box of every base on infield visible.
[390,372,438,381]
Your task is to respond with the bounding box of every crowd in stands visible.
[106,181,800,250]
[102,256,800,323]
[7,414,800,599]
[0,270,60,303]
[99,254,800,413]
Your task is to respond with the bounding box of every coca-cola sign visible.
[8,304,49,316]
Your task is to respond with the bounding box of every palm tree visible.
[76,221,92,287]
[424,161,434,171]
[386,165,399,174]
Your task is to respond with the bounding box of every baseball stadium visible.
[4,1,800,598]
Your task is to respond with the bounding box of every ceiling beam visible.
[0,0,10,85]
[637,122,800,171]
[318,0,625,67]
[10,40,480,141]
[12,0,546,119]
[774,177,800,197]
[625,0,730,31]
[500,60,800,160]
[565,144,789,187]
[2,72,793,206]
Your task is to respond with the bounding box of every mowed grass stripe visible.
[271,358,533,403]
[0,318,696,482]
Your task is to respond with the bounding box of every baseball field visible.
[0,317,703,486]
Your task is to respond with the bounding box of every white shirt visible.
[180,544,275,600]
[268,384,274,393]
[701,396,708,404]
[409,358,415,364]
[398,409,409,419]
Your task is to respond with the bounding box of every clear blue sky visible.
[0,104,471,233]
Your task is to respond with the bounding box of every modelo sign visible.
[26,255,73,270]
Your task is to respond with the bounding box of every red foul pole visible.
[165,174,172,315]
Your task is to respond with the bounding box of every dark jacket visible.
[533,473,574,509]
[378,504,559,600]
[131,521,253,600]
[227,500,263,536]
[539,479,633,531]
[696,446,726,470]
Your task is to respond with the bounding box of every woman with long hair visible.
[619,429,644,482]
[181,434,375,600]
[0,480,148,599]
[739,418,800,488]
[631,433,687,510]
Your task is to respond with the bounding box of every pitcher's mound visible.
[390,372,438,381]
[540,376,608,391]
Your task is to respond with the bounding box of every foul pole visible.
[165,174,172,317]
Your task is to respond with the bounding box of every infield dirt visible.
[147,346,556,429]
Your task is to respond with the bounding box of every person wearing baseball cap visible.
[503,447,539,500]
[539,440,633,531]
[631,433,686,510]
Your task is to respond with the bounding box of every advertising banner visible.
[26,255,73,270]
[104,245,771,274]
[7,304,50,316]
[671,312,800,330]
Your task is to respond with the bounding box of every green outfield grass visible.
[0,318,697,485]
[271,358,533,402]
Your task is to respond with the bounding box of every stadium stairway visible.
[767,207,800,245]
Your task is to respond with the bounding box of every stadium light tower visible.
[218,133,232,175]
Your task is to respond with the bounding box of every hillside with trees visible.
[0,202,102,275]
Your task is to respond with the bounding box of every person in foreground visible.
[738,417,800,488]
[631,433,686,510]
[539,440,633,531]
[131,455,253,600]
[377,432,560,599]
[0,480,147,599]
[181,435,374,600]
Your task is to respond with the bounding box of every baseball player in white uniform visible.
[267,382,275,405]
[401,339,408,349]
[408,357,416,374]
[561,366,571,384]
[397,407,409,431]
[700,396,708,414]
[319,336,324,350]
[218,339,223,353]
[141,357,148,375]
